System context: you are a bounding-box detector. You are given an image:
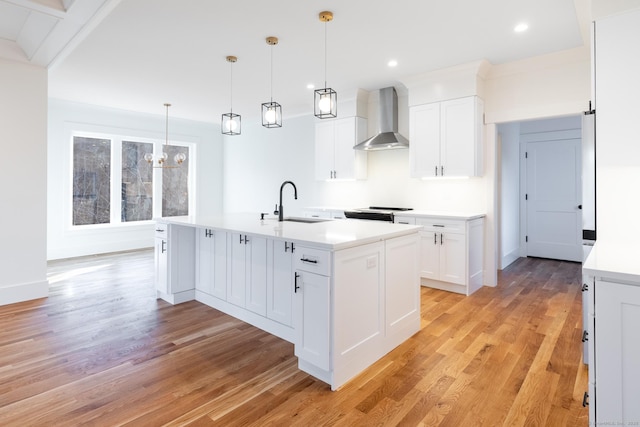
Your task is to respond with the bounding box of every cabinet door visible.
[212,230,228,300]
[155,237,168,294]
[439,232,466,285]
[294,271,330,371]
[246,235,268,316]
[334,117,367,180]
[196,230,215,295]
[267,240,294,326]
[595,279,640,424]
[409,103,440,178]
[419,231,440,280]
[228,233,247,307]
[440,97,478,177]
[314,120,335,180]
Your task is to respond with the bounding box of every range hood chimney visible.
[354,87,409,151]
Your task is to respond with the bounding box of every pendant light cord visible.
[229,60,234,113]
[324,20,328,88]
[270,45,273,102]
[165,104,169,147]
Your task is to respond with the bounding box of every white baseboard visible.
[0,279,48,306]
[501,249,520,270]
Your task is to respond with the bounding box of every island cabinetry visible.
[195,228,228,300]
[228,232,268,314]
[409,96,483,178]
[315,116,367,180]
[267,240,295,327]
[155,223,195,304]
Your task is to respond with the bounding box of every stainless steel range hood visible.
[354,87,409,151]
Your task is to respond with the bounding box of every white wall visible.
[497,122,520,269]
[0,59,48,305]
[48,99,223,260]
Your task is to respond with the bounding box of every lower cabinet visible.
[267,240,295,327]
[155,222,195,304]
[293,269,330,371]
[195,228,228,300]
[589,278,640,424]
[228,232,268,312]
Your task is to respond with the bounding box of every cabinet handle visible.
[440,233,443,245]
[581,330,588,342]
[161,240,166,253]
[434,233,437,245]
[239,234,249,244]
[294,272,300,293]
[435,165,438,176]
[239,234,244,244]
[291,243,295,253]
[285,241,291,252]
[300,257,318,264]
[398,221,409,224]
[205,229,213,238]
[433,224,445,227]
[155,228,165,233]
[582,392,589,407]
[581,283,588,292]
[441,165,444,176]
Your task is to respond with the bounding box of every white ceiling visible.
[2,0,591,123]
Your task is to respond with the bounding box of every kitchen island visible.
[154,214,422,390]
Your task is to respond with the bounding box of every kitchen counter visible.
[158,214,422,250]
[583,240,640,284]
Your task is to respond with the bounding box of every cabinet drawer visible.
[416,218,464,233]
[155,223,168,238]
[394,215,416,225]
[294,246,331,276]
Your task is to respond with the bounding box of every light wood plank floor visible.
[0,250,588,426]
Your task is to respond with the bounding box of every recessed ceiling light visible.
[514,22,529,33]
[306,83,315,89]
[387,59,398,67]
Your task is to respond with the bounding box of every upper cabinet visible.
[409,96,484,178]
[315,116,367,181]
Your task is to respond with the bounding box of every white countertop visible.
[157,214,422,250]
[303,207,485,221]
[394,210,485,221]
[583,240,640,284]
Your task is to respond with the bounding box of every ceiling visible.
[2,0,590,123]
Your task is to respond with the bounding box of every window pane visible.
[162,145,189,217]
[122,141,153,222]
[73,136,111,225]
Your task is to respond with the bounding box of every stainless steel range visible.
[343,206,413,222]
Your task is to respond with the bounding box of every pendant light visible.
[314,11,337,119]
[222,55,241,135]
[144,103,186,168]
[262,36,282,128]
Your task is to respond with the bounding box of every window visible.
[73,136,111,225]
[122,141,153,222]
[71,133,193,227]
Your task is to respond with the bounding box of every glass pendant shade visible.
[221,112,241,135]
[262,101,282,128]
[314,87,337,119]
[144,103,186,167]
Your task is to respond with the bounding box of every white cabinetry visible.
[155,223,195,304]
[195,228,228,300]
[228,233,268,314]
[315,116,367,180]
[409,96,483,178]
[267,240,295,327]
[294,246,331,371]
[395,215,484,296]
[590,279,640,424]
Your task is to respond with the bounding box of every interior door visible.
[525,132,582,262]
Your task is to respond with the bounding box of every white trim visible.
[0,280,48,305]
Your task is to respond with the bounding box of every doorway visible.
[498,115,583,268]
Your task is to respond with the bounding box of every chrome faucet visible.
[278,181,298,222]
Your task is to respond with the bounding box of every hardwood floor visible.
[0,251,588,426]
